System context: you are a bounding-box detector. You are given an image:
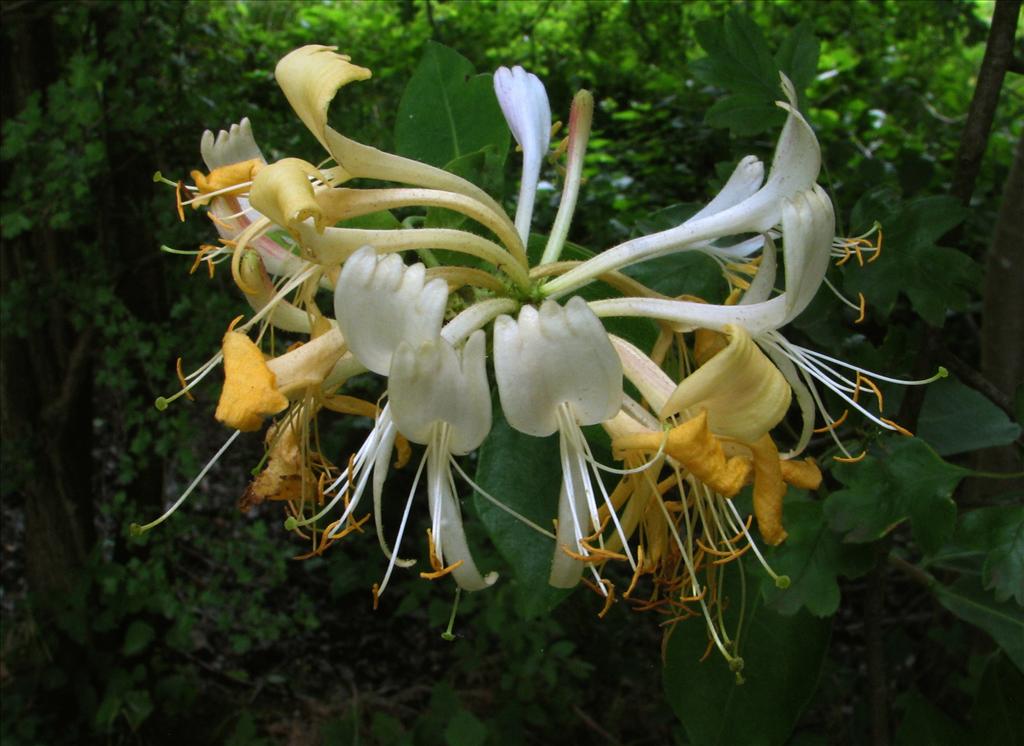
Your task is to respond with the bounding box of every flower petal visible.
[334,247,447,376]
[274,45,372,154]
[249,158,327,236]
[215,332,288,432]
[661,324,791,443]
[389,331,492,455]
[494,66,552,244]
[494,296,622,437]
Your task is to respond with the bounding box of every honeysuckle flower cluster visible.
[146,45,941,663]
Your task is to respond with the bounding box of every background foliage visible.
[1,1,1021,744]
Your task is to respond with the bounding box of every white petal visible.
[688,155,764,222]
[427,429,497,592]
[200,117,265,171]
[494,296,622,437]
[780,185,835,324]
[334,247,447,375]
[494,66,551,244]
[389,331,492,455]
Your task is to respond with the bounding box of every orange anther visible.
[880,417,914,437]
[868,227,883,263]
[855,293,867,324]
[833,451,867,463]
[814,409,849,433]
[175,357,196,402]
[226,314,245,332]
[175,180,185,222]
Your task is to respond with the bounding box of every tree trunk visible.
[1,5,96,598]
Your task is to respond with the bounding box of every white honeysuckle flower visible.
[541,74,821,299]
[494,297,622,436]
[493,296,632,590]
[334,246,448,375]
[493,65,552,245]
[284,249,451,542]
[385,331,497,593]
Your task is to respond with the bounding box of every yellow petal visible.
[781,457,822,490]
[266,327,346,397]
[660,324,791,444]
[249,158,326,236]
[190,158,263,198]
[613,410,751,497]
[215,332,288,432]
[274,45,371,153]
[748,435,788,546]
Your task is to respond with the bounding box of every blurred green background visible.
[1,1,1021,744]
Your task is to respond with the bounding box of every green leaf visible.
[825,437,967,555]
[842,196,978,326]
[934,577,1024,672]
[395,42,509,183]
[693,13,779,98]
[761,497,873,617]
[774,21,820,94]
[894,690,967,746]
[918,376,1022,456]
[692,13,818,136]
[949,505,1024,605]
[444,709,487,746]
[663,562,831,746]
[704,94,784,136]
[967,654,1024,744]
[473,403,571,619]
[121,620,155,656]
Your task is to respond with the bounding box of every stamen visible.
[834,451,867,463]
[623,545,647,598]
[855,293,867,324]
[441,588,462,641]
[597,579,615,618]
[880,417,914,437]
[130,430,242,535]
[175,181,185,222]
[420,560,464,580]
[855,372,885,410]
[175,357,195,402]
[449,459,555,539]
[868,226,883,262]
[813,409,849,434]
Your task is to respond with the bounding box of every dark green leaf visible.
[704,94,784,136]
[842,196,978,326]
[444,709,487,746]
[825,437,967,555]
[774,22,820,94]
[121,620,155,656]
[967,654,1024,745]
[473,403,570,619]
[762,497,873,617]
[948,505,1024,605]
[693,13,779,98]
[664,561,831,746]
[395,42,509,183]
[918,376,1022,456]
[934,578,1024,672]
[894,690,967,746]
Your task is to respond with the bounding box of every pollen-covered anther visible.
[880,417,914,437]
[813,409,849,433]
